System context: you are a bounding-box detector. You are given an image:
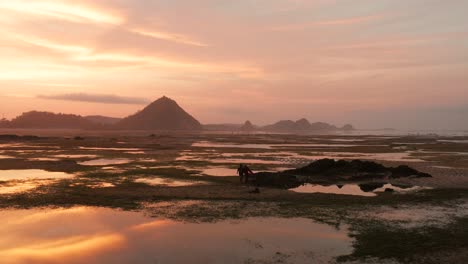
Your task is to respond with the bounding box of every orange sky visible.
[0,0,467,129]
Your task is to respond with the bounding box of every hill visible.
[116,96,202,130]
[262,118,354,133]
[4,111,97,129]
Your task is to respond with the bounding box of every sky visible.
[0,0,467,130]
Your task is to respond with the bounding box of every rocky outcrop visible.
[252,159,431,188]
[286,159,431,179]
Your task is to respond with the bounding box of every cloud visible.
[271,14,385,31]
[0,0,123,24]
[37,93,150,105]
[129,28,209,47]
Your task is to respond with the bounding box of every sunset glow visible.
[0,0,467,129]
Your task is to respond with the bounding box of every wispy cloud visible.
[271,14,385,31]
[130,28,208,47]
[37,93,150,105]
[0,0,123,24]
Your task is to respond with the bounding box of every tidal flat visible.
[0,132,467,263]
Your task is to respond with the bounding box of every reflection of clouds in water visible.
[177,149,426,166]
[134,177,208,187]
[79,159,132,166]
[0,207,352,263]
[0,170,74,180]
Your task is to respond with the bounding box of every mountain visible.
[262,120,296,132]
[85,115,122,125]
[240,120,256,131]
[5,111,97,129]
[341,124,355,131]
[203,123,242,131]
[116,96,202,130]
[261,118,353,133]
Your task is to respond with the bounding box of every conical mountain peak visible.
[117,97,202,130]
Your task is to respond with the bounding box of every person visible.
[237,164,245,183]
[242,165,253,184]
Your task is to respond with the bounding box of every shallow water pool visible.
[0,207,352,264]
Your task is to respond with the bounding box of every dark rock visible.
[390,165,431,178]
[359,183,385,192]
[384,188,395,193]
[254,172,301,188]
[286,159,430,179]
[252,158,431,189]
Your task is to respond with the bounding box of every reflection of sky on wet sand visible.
[54,154,99,159]
[0,207,351,264]
[177,150,426,166]
[79,159,132,166]
[0,180,54,194]
[134,177,208,187]
[192,141,383,149]
[0,170,73,180]
[202,167,235,176]
[290,184,430,196]
[79,147,143,151]
[291,184,377,196]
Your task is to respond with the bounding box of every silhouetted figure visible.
[237,164,245,183]
[242,165,253,184]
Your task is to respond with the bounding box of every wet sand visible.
[0,131,467,263]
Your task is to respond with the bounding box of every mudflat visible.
[0,131,467,263]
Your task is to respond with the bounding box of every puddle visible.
[0,207,352,263]
[134,177,208,187]
[0,170,74,180]
[290,183,429,196]
[432,165,456,169]
[393,142,427,145]
[71,182,116,188]
[192,142,274,149]
[280,151,426,163]
[201,166,292,177]
[0,180,54,194]
[178,150,426,165]
[79,159,132,166]
[328,138,366,142]
[210,158,286,165]
[127,151,146,154]
[291,184,377,196]
[139,158,158,163]
[437,139,468,143]
[28,157,61,161]
[101,167,126,173]
[202,167,235,176]
[79,147,143,151]
[54,154,99,159]
[192,141,383,149]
